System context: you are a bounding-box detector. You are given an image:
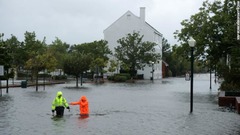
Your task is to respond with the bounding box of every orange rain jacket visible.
[70,96,89,115]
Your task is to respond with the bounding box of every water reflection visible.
[0,95,13,134]
[51,117,67,134]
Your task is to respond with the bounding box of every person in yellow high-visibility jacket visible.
[51,91,70,116]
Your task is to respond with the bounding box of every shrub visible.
[107,73,131,82]
[118,73,131,80]
[107,76,114,81]
[114,75,127,82]
[168,70,172,77]
[53,75,67,80]
[220,81,240,91]
[38,73,51,78]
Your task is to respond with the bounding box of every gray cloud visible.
[1,0,209,45]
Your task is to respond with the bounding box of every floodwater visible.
[0,74,240,135]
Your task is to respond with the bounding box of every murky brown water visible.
[0,74,240,135]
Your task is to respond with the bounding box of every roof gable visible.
[104,9,162,36]
[104,11,138,33]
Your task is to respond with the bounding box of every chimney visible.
[140,7,145,23]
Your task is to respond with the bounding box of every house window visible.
[127,14,131,20]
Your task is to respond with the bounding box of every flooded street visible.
[0,74,240,135]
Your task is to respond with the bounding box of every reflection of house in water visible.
[104,7,163,79]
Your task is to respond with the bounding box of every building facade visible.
[104,7,163,79]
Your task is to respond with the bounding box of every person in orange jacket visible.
[70,96,89,117]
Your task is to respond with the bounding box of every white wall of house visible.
[104,7,162,79]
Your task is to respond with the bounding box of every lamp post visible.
[151,61,154,81]
[210,68,212,90]
[0,65,4,96]
[188,37,196,113]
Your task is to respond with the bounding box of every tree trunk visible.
[36,73,38,91]
[76,75,79,88]
[80,73,83,86]
[6,69,9,93]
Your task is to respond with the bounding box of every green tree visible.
[24,31,57,91]
[71,40,112,80]
[5,35,24,78]
[170,45,190,76]
[90,57,107,82]
[3,34,24,92]
[108,59,118,74]
[63,52,92,87]
[115,32,161,78]
[175,0,237,68]
[48,37,69,71]
[162,37,171,58]
[219,40,240,91]
[162,37,172,77]
[175,0,239,90]
[0,33,13,93]
[0,33,12,77]
[24,32,46,60]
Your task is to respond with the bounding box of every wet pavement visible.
[0,74,240,135]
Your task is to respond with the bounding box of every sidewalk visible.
[0,80,65,88]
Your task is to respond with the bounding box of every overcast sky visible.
[0,0,211,45]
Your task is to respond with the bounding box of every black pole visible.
[6,69,8,93]
[214,69,217,83]
[6,78,9,93]
[36,74,38,91]
[152,63,154,82]
[81,73,83,86]
[190,47,194,113]
[43,70,45,90]
[210,69,212,90]
[0,78,2,96]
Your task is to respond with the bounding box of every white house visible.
[104,7,163,79]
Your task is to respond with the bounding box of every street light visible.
[210,66,212,90]
[149,61,154,81]
[188,37,196,113]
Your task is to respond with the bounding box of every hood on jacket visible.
[57,91,63,97]
[81,96,87,102]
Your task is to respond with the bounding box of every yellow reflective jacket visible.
[51,92,69,110]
